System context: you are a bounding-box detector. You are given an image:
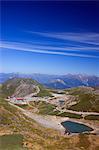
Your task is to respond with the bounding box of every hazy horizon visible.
[0,72,99,77]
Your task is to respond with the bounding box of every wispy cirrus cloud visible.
[29,31,99,46]
[0,41,99,58]
[1,41,99,51]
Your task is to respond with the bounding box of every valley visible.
[0,77,99,150]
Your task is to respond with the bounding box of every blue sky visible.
[0,1,99,75]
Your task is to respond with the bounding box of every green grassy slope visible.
[85,115,99,120]
[37,85,52,97]
[67,87,99,112]
[0,134,26,150]
[29,101,82,119]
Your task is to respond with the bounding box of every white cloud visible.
[29,31,99,46]
[0,41,98,58]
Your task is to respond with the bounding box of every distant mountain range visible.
[0,73,99,89]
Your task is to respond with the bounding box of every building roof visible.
[16,98,24,100]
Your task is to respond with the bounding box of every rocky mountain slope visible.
[0,78,51,98]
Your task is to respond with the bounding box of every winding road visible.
[56,107,99,116]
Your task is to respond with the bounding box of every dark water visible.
[61,121,93,133]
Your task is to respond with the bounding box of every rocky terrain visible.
[0,78,51,98]
[0,78,99,150]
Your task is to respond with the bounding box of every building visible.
[16,98,24,101]
[59,99,65,107]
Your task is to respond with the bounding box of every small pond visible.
[61,121,93,133]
